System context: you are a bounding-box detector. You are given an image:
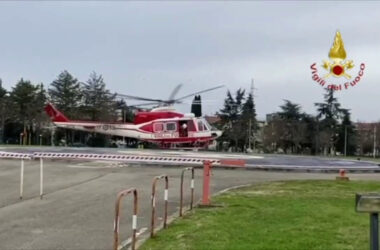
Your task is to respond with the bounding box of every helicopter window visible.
[166,122,177,131]
[187,120,196,131]
[153,123,164,132]
[202,119,212,130]
[197,120,209,132]
[197,121,204,132]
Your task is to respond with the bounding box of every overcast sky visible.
[0,1,379,121]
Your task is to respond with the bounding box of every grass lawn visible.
[140,180,380,250]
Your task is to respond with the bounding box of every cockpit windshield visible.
[197,118,211,132]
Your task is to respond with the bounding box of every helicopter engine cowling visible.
[133,111,184,124]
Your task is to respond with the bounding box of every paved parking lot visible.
[1,158,380,249]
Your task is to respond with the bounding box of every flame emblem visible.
[322,31,354,79]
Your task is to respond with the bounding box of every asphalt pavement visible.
[0,147,380,249]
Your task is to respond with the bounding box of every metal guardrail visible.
[113,188,138,250]
[180,167,195,217]
[150,175,169,238]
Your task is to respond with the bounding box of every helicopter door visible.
[179,121,189,137]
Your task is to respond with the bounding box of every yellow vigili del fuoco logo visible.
[310,31,365,91]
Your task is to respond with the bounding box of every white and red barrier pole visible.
[113,188,138,250]
[19,159,24,200]
[150,175,169,237]
[202,160,212,206]
[40,158,44,199]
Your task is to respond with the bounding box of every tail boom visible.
[45,103,69,122]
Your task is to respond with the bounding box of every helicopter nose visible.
[211,130,223,138]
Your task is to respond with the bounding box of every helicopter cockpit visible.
[177,116,213,138]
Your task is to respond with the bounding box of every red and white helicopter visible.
[45,85,223,148]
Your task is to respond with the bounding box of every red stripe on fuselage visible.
[64,120,133,125]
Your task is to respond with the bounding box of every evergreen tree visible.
[336,109,356,155]
[11,79,38,123]
[278,100,305,153]
[314,88,345,155]
[10,79,46,145]
[278,100,302,120]
[218,89,246,151]
[0,79,9,143]
[241,92,257,150]
[235,89,245,116]
[315,88,343,122]
[219,91,235,123]
[301,113,319,154]
[82,72,117,121]
[33,83,49,143]
[48,70,82,118]
[116,99,134,123]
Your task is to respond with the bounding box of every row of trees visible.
[217,88,359,156]
[262,89,355,155]
[0,71,133,146]
[0,71,375,156]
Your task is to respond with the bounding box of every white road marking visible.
[66,163,125,169]
[118,227,147,250]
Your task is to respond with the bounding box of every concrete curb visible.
[127,162,380,173]
[245,164,380,173]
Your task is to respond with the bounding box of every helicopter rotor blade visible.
[115,93,165,103]
[174,85,225,102]
[168,83,183,101]
[129,102,162,107]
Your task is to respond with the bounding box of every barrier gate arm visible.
[113,188,138,250]
[0,151,247,168]
[32,152,222,166]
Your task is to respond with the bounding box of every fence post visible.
[113,188,138,250]
[20,159,24,200]
[40,158,44,199]
[151,175,169,237]
[202,160,212,206]
[180,167,195,217]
